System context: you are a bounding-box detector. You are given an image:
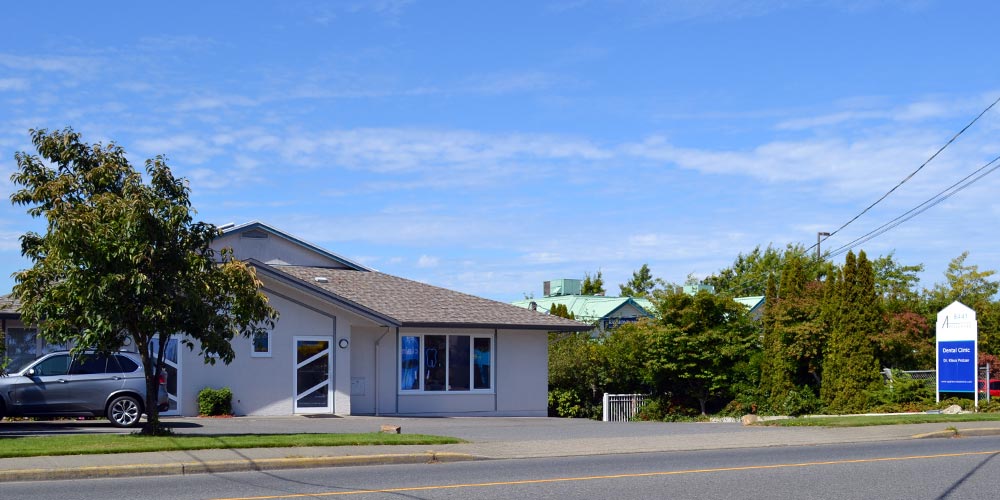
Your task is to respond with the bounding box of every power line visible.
[806,95,1000,255]
[827,153,1000,259]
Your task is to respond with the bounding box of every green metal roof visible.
[733,295,765,313]
[512,295,654,322]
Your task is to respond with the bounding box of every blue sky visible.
[2,1,999,302]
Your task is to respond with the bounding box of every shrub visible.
[869,372,933,409]
[774,386,822,416]
[978,399,1000,413]
[548,388,596,419]
[936,397,974,411]
[198,386,233,416]
[635,397,700,422]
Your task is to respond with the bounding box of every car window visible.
[114,355,139,373]
[70,355,110,375]
[33,354,71,376]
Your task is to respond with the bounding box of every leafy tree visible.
[923,252,1000,362]
[547,332,604,418]
[10,128,277,434]
[870,252,924,311]
[925,251,999,307]
[646,291,757,415]
[581,270,606,296]
[619,264,660,298]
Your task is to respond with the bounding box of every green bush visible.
[869,372,933,409]
[198,386,233,416]
[978,399,1000,413]
[635,397,700,422]
[547,388,596,419]
[936,397,974,411]
[775,386,822,416]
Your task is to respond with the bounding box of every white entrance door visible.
[149,336,181,415]
[293,337,333,413]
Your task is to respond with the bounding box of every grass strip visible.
[762,413,1000,427]
[0,433,463,458]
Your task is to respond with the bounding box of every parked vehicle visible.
[979,379,1000,399]
[0,351,169,427]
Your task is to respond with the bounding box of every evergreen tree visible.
[822,251,882,413]
[619,264,658,297]
[759,272,795,411]
[581,270,606,295]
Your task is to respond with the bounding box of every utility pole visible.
[816,232,830,260]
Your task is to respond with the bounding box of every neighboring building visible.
[511,279,655,332]
[734,295,766,320]
[683,283,716,295]
[1,221,585,417]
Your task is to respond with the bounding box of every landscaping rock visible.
[380,425,401,434]
[941,404,963,415]
[741,414,760,426]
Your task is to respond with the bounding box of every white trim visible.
[397,333,494,395]
[292,336,333,414]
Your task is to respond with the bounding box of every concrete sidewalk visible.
[1,416,998,482]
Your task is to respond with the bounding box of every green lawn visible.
[0,433,464,458]
[761,413,1000,427]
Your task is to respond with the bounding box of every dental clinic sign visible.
[936,301,978,403]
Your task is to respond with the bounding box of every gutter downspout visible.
[374,326,390,416]
[494,328,498,413]
[395,327,400,415]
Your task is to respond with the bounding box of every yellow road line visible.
[214,449,1000,500]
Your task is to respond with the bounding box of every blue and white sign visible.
[936,302,978,403]
[938,340,976,392]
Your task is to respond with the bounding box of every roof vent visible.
[314,277,329,283]
[242,229,269,239]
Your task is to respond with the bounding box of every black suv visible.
[0,351,169,427]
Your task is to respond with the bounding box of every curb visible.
[912,427,1000,439]
[0,452,480,483]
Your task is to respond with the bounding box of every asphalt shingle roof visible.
[274,266,587,331]
[0,294,20,316]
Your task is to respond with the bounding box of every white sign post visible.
[936,301,978,408]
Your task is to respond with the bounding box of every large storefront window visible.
[399,334,493,392]
[3,328,67,372]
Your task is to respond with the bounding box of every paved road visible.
[2,415,999,483]
[7,436,1000,499]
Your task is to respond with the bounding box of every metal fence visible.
[602,393,649,422]
[883,366,992,402]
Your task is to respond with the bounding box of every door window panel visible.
[33,354,71,376]
[400,336,420,391]
[474,338,491,390]
[70,355,110,375]
[424,335,446,391]
[448,336,470,391]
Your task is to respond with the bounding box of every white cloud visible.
[133,135,224,164]
[0,54,99,77]
[0,78,29,91]
[0,230,21,251]
[416,255,440,268]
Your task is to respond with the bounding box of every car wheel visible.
[107,395,142,428]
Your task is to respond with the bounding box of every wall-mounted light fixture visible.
[338,338,349,349]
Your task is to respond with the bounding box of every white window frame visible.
[251,330,272,358]
[398,333,494,394]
